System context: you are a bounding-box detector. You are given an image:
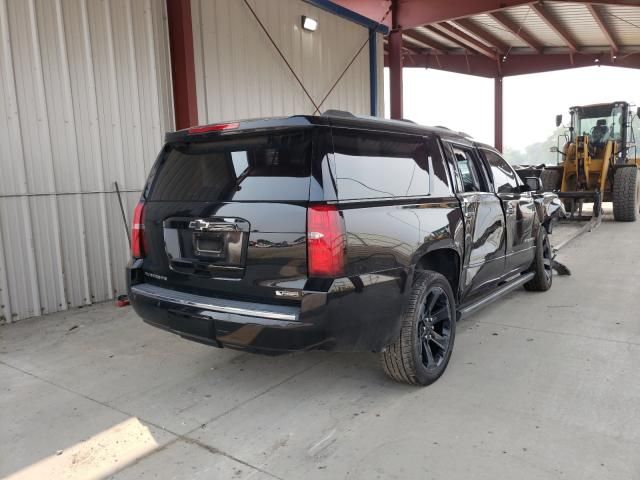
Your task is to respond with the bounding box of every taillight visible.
[132,201,146,258]
[307,205,345,277]
[187,122,239,135]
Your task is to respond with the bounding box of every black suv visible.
[128,113,563,386]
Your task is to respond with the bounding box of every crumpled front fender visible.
[533,192,566,233]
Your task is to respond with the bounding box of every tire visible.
[612,167,640,222]
[381,271,456,386]
[524,228,553,292]
[540,168,562,192]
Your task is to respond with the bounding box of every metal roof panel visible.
[468,13,528,48]
[601,5,640,47]
[546,3,610,48]
[504,5,566,47]
[412,26,464,50]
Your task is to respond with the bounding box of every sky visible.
[384,66,640,153]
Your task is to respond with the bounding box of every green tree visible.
[503,127,567,166]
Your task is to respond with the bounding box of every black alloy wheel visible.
[541,234,552,285]
[417,287,453,371]
[524,228,553,292]
[381,270,456,386]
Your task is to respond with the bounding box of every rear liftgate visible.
[162,217,250,340]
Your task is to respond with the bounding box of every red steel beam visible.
[453,18,509,54]
[489,11,544,54]
[429,23,499,60]
[166,0,198,130]
[586,4,619,54]
[385,53,500,77]
[389,52,640,77]
[329,0,393,29]
[494,77,503,152]
[531,3,578,52]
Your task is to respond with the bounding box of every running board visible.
[457,272,535,320]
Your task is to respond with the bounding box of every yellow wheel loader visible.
[535,101,640,221]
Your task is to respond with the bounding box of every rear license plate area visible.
[193,232,224,257]
[163,217,250,279]
[168,310,214,338]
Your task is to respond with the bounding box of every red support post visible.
[166,0,198,130]
[494,77,503,152]
[389,1,403,120]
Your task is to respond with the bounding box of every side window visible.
[451,146,483,193]
[483,150,520,194]
[331,131,437,201]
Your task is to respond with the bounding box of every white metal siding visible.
[0,0,173,323]
[191,0,376,124]
[0,0,381,323]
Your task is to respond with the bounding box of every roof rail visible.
[436,125,472,137]
[321,109,355,118]
[322,110,416,125]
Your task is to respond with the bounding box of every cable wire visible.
[243,0,320,113]
[314,5,391,114]
[244,0,391,116]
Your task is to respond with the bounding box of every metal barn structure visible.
[335,0,640,150]
[0,0,385,323]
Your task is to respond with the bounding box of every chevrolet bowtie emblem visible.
[188,219,238,232]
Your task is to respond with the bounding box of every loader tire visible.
[381,271,456,386]
[540,168,562,192]
[524,228,553,292]
[612,167,640,222]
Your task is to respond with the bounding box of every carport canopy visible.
[332,0,640,151]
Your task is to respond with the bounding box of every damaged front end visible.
[533,192,567,233]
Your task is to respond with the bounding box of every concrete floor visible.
[1,208,639,480]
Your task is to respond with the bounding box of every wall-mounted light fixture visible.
[302,16,318,31]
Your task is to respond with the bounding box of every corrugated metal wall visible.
[0,0,383,323]
[191,0,382,124]
[0,0,173,323]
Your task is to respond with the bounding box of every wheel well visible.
[415,249,460,293]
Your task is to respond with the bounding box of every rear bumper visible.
[127,268,409,354]
[129,283,329,354]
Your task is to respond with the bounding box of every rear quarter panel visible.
[330,198,463,350]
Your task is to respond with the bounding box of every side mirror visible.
[555,114,563,127]
[550,146,559,153]
[524,176,543,192]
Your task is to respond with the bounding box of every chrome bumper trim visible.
[131,283,298,321]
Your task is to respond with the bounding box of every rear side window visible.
[150,131,311,202]
[331,131,438,201]
[450,145,484,193]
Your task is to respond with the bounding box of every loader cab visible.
[567,102,636,164]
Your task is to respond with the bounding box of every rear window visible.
[150,131,311,202]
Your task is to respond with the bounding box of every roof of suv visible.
[165,112,476,144]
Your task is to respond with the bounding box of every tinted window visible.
[483,150,519,194]
[451,146,483,193]
[150,132,311,202]
[331,131,432,201]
